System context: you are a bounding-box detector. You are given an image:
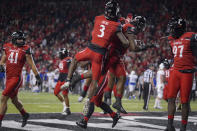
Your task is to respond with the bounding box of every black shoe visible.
[112,113,121,128]
[21,113,29,127]
[164,125,175,131]
[112,101,127,114]
[0,120,2,127]
[76,119,87,129]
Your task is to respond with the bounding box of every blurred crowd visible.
[0,0,197,90]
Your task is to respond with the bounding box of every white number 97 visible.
[173,45,184,58]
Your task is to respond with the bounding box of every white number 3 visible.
[8,52,18,63]
[98,25,105,37]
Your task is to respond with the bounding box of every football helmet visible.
[131,16,146,32]
[59,48,68,59]
[104,0,120,21]
[167,17,186,38]
[11,31,26,46]
[159,63,164,70]
[163,59,170,69]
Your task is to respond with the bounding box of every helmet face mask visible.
[167,17,186,38]
[131,16,146,32]
[163,59,170,69]
[104,0,120,21]
[11,31,26,47]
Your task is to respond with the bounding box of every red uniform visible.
[168,32,196,103]
[90,72,109,107]
[3,43,31,98]
[75,15,121,81]
[54,57,72,96]
[107,23,135,77]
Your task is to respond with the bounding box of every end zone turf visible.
[2,112,197,131]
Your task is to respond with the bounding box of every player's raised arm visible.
[116,31,129,48]
[26,53,42,86]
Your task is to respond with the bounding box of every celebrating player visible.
[54,48,71,115]
[165,17,197,131]
[0,31,42,127]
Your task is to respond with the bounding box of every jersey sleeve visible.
[26,47,32,54]
[190,34,197,57]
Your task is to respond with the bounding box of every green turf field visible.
[3,91,197,114]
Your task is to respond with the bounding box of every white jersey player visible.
[154,63,165,109]
[128,70,138,99]
[30,69,39,92]
[47,70,57,93]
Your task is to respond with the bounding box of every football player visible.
[0,31,42,127]
[54,48,71,115]
[165,17,197,131]
[61,0,130,129]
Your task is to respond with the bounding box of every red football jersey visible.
[110,23,136,56]
[91,15,122,48]
[58,57,72,74]
[168,32,196,70]
[3,43,31,77]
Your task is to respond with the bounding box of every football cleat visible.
[21,113,29,127]
[76,119,87,129]
[112,113,121,128]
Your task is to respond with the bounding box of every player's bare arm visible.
[26,54,42,85]
[116,32,129,48]
[125,33,137,51]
